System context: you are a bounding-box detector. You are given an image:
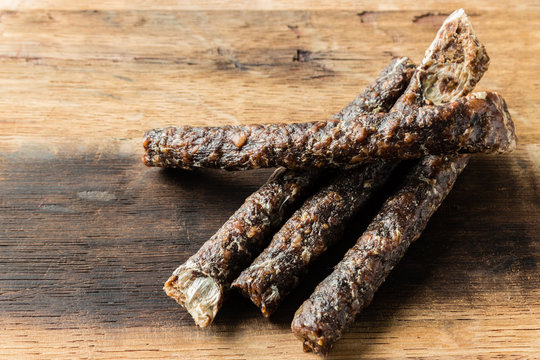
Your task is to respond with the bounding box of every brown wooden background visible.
[0,1,538,359]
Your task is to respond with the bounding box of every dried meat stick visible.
[144,92,515,170]
[229,58,415,317]
[164,168,318,327]
[291,155,469,354]
[163,58,416,328]
[142,11,504,172]
[232,161,397,317]
[144,57,414,170]
[292,9,500,354]
[334,57,416,119]
[233,8,497,318]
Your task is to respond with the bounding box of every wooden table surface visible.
[1,1,538,359]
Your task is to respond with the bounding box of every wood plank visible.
[0,4,538,359]
[1,0,538,11]
[0,9,538,147]
[0,146,538,359]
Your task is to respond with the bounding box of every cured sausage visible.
[163,58,416,327]
[291,9,501,354]
[334,57,415,119]
[231,9,500,321]
[144,91,515,170]
[164,168,319,327]
[291,155,469,354]
[232,161,396,317]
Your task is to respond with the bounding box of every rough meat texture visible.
[334,57,416,119]
[164,168,318,327]
[393,9,490,110]
[144,92,516,170]
[229,59,415,319]
[291,155,470,354]
[163,58,416,327]
[145,58,415,170]
[228,58,414,317]
[291,9,497,354]
[144,9,497,172]
[232,162,396,317]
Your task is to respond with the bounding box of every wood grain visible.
[0,8,538,146]
[0,2,539,359]
[1,0,539,11]
[1,148,538,359]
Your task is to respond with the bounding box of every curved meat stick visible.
[229,59,415,317]
[164,168,318,327]
[232,8,503,319]
[142,10,508,172]
[292,9,511,354]
[291,155,469,354]
[144,92,515,170]
[334,57,416,119]
[232,161,397,317]
[163,58,416,327]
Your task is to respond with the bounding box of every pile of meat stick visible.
[143,10,517,355]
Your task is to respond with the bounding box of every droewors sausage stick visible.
[163,58,417,327]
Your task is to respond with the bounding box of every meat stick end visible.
[466,92,517,153]
[291,303,333,355]
[164,267,223,328]
[419,8,489,106]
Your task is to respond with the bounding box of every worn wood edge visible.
[0,9,537,145]
[0,314,538,359]
[1,0,538,11]
[0,146,538,359]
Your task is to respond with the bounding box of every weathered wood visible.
[0,147,538,359]
[0,8,538,147]
[1,0,539,11]
[0,3,539,359]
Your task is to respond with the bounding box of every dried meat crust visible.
[291,9,497,354]
[334,57,416,119]
[144,91,515,170]
[164,168,318,327]
[232,162,396,317]
[228,58,416,317]
[163,58,416,327]
[394,9,490,110]
[291,154,470,354]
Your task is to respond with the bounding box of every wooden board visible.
[0,2,539,359]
